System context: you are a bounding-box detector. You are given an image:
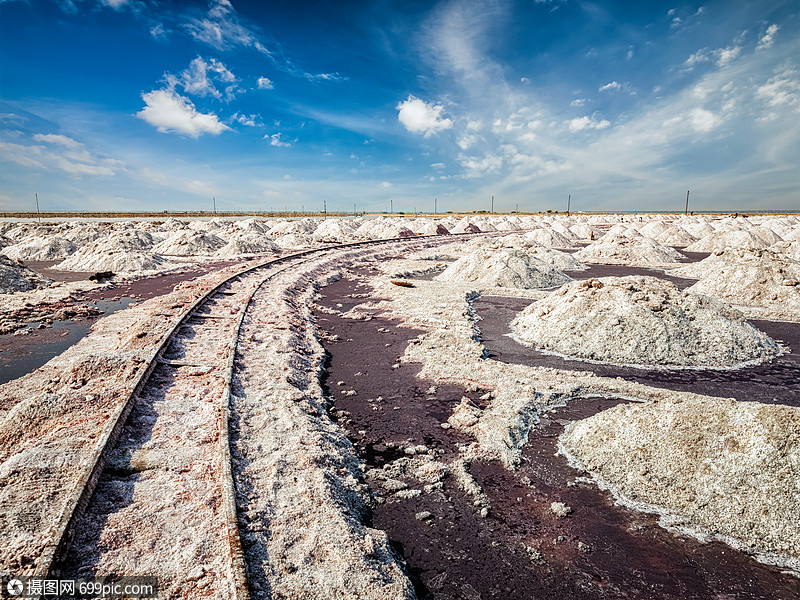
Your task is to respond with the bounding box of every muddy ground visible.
[314,271,800,600]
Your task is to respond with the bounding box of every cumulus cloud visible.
[567,115,610,132]
[257,76,274,89]
[684,45,741,70]
[458,153,503,178]
[396,95,453,137]
[757,24,779,51]
[570,98,587,107]
[137,89,230,137]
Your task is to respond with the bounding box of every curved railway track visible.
[27,233,483,598]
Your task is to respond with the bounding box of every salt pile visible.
[464,236,585,271]
[152,231,226,255]
[1,236,76,260]
[412,221,450,236]
[90,230,155,252]
[684,229,780,253]
[770,240,800,261]
[311,219,358,243]
[273,233,315,250]
[559,397,800,569]
[59,223,106,244]
[450,218,482,234]
[214,233,280,257]
[0,234,12,250]
[56,249,167,273]
[654,225,697,247]
[434,248,571,289]
[574,233,685,266]
[268,218,318,237]
[0,255,53,293]
[523,228,573,248]
[235,219,272,235]
[511,276,779,368]
[188,218,232,232]
[670,247,800,319]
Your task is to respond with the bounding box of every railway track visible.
[26,233,482,597]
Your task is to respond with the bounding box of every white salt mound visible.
[311,219,357,243]
[670,248,800,319]
[89,230,155,252]
[465,236,585,271]
[2,236,76,260]
[215,233,280,257]
[434,248,571,289]
[523,228,573,248]
[56,249,167,272]
[511,276,779,368]
[574,233,685,266]
[655,225,697,247]
[152,231,226,256]
[559,397,800,569]
[0,256,53,293]
[684,229,777,253]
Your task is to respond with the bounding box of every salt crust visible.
[0,256,53,293]
[574,233,685,266]
[510,276,780,368]
[0,263,249,571]
[231,248,418,599]
[670,247,800,322]
[434,248,572,289]
[558,397,800,571]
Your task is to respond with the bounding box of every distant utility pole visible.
[567,194,571,215]
[434,198,437,214]
[353,202,356,216]
[390,199,393,213]
[491,195,494,213]
[516,203,519,213]
[35,193,41,223]
[323,199,327,219]
[685,190,690,214]
[213,196,216,215]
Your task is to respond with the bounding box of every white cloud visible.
[396,95,453,137]
[267,133,290,147]
[757,24,779,51]
[137,89,230,137]
[458,153,503,178]
[149,23,167,40]
[234,113,260,127]
[756,66,800,109]
[715,45,741,67]
[32,133,81,148]
[567,115,610,132]
[0,134,123,177]
[599,81,621,92]
[431,162,446,169]
[570,98,587,107]
[380,181,392,188]
[171,57,239,101]
[100,0,130,10]
[257,76,274,90]
[687,107,722,132]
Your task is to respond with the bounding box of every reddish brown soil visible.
[314,272,800,600]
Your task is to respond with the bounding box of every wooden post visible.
[434,198,437,214]
[685,190,690,215]
[324,199,327,219]
[35,193,41,223]
[213,196,216,215]
[567,194,571,215]
[491,195,494,213]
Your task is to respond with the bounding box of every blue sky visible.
[1,0,798,213]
